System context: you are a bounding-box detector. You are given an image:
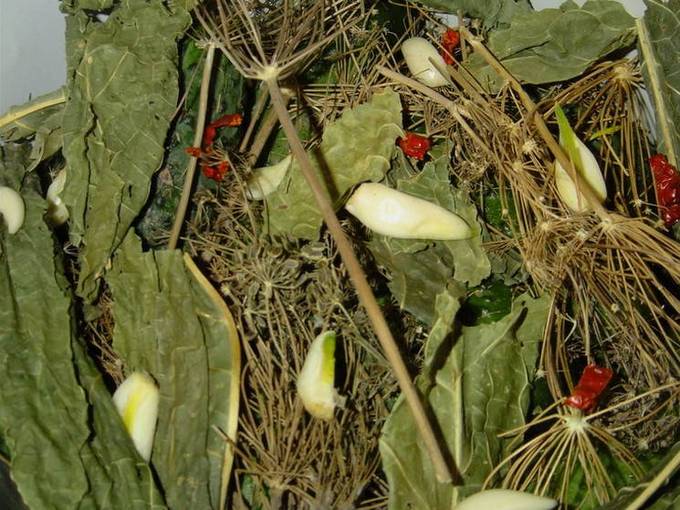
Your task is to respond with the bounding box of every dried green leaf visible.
[0,191,163,509]
[108,237,240,510]
[367,151,489,324]
[598,443,680,510]
[61,0,190,301]
[0,89,65,173]
[407,0,531,28]
[380,293,550,509]
[264,89,403,239]
[639,0,680,167]
[465,0,636,89]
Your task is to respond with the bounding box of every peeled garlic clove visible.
[554,106,607,212]
[46,169,69,226]
[246,155,292,200]
[112,372,160,462]
[345,182,471,240]
[401,37,450,88]
[0,186,25,234]
[554,137,607,212]
[297,331,345,420]
[455,489,558,510]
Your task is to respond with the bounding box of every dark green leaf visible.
[108,237,239,509]
[367,150,490,325]
[0,190,163,509]
[640,0,680,168]
[599,442,680,510]
[406,0,531,28]
[61,0,190,301]
[459,279,512,325]
[380,293,550,509]
[465,0,636,89]
[264,89,403,239]
[137,47,245,247]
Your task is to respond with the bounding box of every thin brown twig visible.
[265,76,454,483]
[168,44,216,250]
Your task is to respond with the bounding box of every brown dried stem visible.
[168,43,216,250]
[199,0,452,484]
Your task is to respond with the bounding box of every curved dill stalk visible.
[198,0,453,483]
[485,382,679,506]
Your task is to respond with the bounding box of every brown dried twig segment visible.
[265,77,453,483]
[168,44,216,250]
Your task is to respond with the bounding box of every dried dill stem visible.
[168,43,216,250]
[456,28,680,392]
[197,0,453,484]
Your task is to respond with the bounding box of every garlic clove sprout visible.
[554,106,607,212]
[46,169,69,226]
[401,37,450,88]
[297,331,345,420]
[455,489,558,510]
[246,155,292,200]
[0,186,25,235]
[112,372,160,462]
[345,182,472,240]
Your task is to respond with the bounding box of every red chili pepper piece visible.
[398,132,431,160]
[440,28,460,65]
[202,113,244,149]
[650,154,680,226]
[185,147,202,158]
[565,364,613,411]
[202,160,230,182]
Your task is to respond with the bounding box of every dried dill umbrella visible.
[461,30,680,394]
[186,173,394,508]
[196,0,452,482]
[484,381,680,505]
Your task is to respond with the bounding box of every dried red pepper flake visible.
[565,364,613,412]
[185,147,202,158]
[398,132,431,160]
[440,28,460,66]
[650,154,680,226]
[209,113,243,129]
[202,113,244,149]
[202,160,230,182]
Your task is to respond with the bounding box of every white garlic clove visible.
[554,105,607,212]
[297,331,345,420]
[46,169,69,226]
[455,489,558,510]
[345,182,471,240]
[401,37,450,88]
[112,372,160,462]
[246,155,292,200]
[0,186,26,235]
[554,134,607,212]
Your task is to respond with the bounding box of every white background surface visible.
[0,0,649,115]
[0,0,66,114]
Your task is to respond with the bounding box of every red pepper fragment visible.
[202,113,244,149]
[650,154,680,227]
[185,147,202,158]
[565,364,613,412]
[440,28,460,66]
[398,132,431,160]
[202,161,230,182]
[184,112,243,182]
